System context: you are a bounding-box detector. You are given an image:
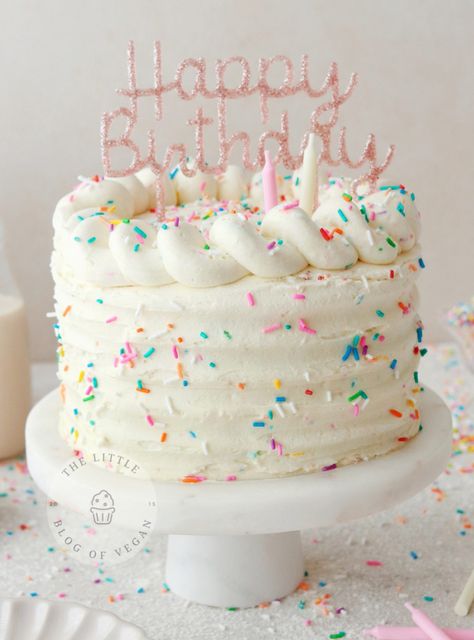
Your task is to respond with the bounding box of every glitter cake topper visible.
[101,41,394,214]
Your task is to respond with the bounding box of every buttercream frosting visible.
[52,172,420,290]
[52,169,425,481]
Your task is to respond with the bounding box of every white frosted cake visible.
[52,168,425,481]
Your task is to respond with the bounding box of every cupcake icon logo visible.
[47,450,158,566]
[90,489,115,525]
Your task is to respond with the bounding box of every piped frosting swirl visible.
[52,169,420,288]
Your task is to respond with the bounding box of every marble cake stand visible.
[26,388,452,608]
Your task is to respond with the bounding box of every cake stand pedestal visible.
[26,389,451,608]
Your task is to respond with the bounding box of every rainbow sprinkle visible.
[262,323,282,334]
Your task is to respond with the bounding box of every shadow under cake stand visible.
[26,388,451,608]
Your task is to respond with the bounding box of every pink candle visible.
[365,626,474,640]
[262,150,278,212]
[405,603,452,640]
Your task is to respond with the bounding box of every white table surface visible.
[1,343,473,639]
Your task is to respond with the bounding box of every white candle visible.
[455,567,474,616]
[299,133,318,215]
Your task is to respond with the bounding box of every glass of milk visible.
[0,221,31,458]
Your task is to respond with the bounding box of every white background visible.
[1,0,473,361]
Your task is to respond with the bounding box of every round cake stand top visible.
[26,388,451,535]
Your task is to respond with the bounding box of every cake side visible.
[53,244,424,480]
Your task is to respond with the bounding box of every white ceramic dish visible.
[0,598,147,640]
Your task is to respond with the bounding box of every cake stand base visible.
[166,532,304,608]
[26,388,452,608]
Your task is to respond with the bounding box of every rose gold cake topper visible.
[101,41,394,215]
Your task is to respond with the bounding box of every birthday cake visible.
[51,44,426,482]
[52,166,425,481]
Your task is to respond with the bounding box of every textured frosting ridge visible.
[53,169,420,289]
[53,249,425,481]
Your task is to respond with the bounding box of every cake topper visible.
[101,41,394,216]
